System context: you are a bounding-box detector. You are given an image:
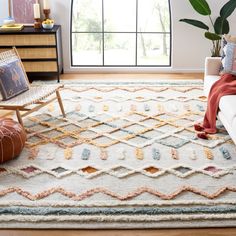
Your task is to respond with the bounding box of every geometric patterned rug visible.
[1,80,236,228]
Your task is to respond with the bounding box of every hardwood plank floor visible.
[59,72,204,80]
[0,228,236,236]
[1,73,234,235]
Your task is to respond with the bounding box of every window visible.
[71,0,171,67]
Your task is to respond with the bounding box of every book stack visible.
[0,24,24,32]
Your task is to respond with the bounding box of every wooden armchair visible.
[0,47,65,128]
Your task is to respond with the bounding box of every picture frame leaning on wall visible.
[9,0,35,25]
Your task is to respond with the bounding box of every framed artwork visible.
[10,0,35,25]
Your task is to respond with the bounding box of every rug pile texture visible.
[1,80,236,228]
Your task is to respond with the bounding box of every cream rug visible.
[1,80,236,228]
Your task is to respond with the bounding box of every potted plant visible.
[180,0,236,57]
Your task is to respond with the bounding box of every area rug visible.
[1,80,236,229]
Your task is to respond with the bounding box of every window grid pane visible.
[71,0,171,67]
[72,33,103,66]
[104,33,136,65]
[104,0,136,32]
[137,33,170,66]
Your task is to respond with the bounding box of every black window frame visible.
[70,0,172,67]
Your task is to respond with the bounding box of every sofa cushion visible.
[220,35,236,75]
[224,34,236,43]
[231,118,236,144]
[218,111,236,145]
[220,42,236,75]
[219,95,236,125]
[204,75,220,96]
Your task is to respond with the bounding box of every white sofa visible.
[204,57,236,145]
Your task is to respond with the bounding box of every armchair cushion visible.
[0,57,29,100]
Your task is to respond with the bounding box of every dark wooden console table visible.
[0,25,63,82]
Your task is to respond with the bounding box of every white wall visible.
[1,0,236,73]
[0,0,9,25]
[172,0,236,72]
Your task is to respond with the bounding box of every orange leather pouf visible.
[0,118,26,163]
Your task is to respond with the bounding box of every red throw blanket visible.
[195,73,236,138]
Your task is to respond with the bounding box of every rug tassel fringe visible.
[64,148,72,160]
[88,105,95,112]
[219,147,231,160]
[28,147,39,160]
[157,104,164,113]
[81,148,91,160]
[136,148,144,160]
[152,148,160,160]
[190,149,197,160]
[100,149,108,160]
[144,104,150,112]
[118,148,127,160]
[103,105,109,112]
[204,148,214,160]
[171,148,179,160]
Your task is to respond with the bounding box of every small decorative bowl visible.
[42,23,54,29]
[3,17,15,26]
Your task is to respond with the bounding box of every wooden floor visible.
[1,73,235,236]
[1,228,236,236]
[59,72,204,80]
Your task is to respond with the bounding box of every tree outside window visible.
[71,0,171,66]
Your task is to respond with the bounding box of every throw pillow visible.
[224,34,236,43]
[220,34,236,75]
[0,57,29,100]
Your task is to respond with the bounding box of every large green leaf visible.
[214,17,229,35]
[220,0,236,19]
[205,32,222,41]
[189,0,211,15]
[179,19,209,30]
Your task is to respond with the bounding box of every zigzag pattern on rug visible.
[1,186,236,200]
